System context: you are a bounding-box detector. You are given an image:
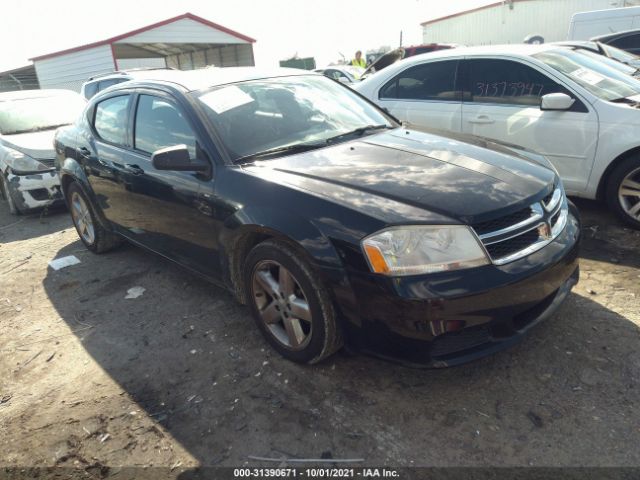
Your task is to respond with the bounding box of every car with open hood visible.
[0,89,85,214]
[54,68,580,366]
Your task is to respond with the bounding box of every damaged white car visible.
[0,90,85,214]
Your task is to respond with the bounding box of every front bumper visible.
[4,170,63,211]
[341,203,581,367]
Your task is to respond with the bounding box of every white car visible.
[354,44,640,227]
[0,89,85,214]
[313,65,365,84]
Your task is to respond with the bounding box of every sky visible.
[1,0,493,72]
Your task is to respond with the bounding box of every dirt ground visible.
[0,195,639,477]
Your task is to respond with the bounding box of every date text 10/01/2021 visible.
[233,468,400,478]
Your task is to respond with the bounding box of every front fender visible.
[221,206,362,328]
[225,205,345,269]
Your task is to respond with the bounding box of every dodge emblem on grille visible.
[538,222,552,240]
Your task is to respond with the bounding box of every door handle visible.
[78,147,91,158]
[124,163,144,175]
[468,115,495,125]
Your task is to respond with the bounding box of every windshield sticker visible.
[570,68,605,86]
[199,86,254,114]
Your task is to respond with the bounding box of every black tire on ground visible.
[243,239,343,364]
[1,173,22,215]
[605,155,640,229]
[66,181,122,253]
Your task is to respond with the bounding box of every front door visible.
[460,58,599,194]
[117,92,219,274]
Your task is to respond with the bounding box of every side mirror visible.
[540,93,575,111]
[338,77,351,84]
[151,145,209,172]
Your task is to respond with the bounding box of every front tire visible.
[66,182,122,253]
[243,240,343,364]
[606,156,640,229]
[1,173,21,215]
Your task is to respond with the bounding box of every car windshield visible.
[599,42,640,64]
[0,93,86,135]
[196,75,393,162]
[534,48,640,101]
[572,48,637,76]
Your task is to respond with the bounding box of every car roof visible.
[402,43,559,62]
[85,68,174,83]
[111,66,319,92]
[0,89,80,102]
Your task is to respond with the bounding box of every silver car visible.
[0,89,85,214]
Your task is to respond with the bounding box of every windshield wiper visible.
[610,96,637,104]
[232,124,393,164]
[233,142,325,164]
[324,124,392,145]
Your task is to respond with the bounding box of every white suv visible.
[354,44,640,227]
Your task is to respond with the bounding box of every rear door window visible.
[93,95,130,146]
[133,95,197,158]
[379,60,460,101]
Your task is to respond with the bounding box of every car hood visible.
[242,128,556,224]
[0,129,57,160]
[362,48,405,78]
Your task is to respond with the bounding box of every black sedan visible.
[54,68,580,366]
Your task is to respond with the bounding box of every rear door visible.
[82,93,135,228]
[375,59,463,132]
[460,57,599,193]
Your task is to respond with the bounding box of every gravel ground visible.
[0,196,639,478]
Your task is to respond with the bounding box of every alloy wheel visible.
[618,166,640,221]
[70,191,95,245]
[251,260,312,350]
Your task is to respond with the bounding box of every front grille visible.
[39,158,55,169]
[484,229,540,259]
[472,186,567,265]
[472,206,534,236]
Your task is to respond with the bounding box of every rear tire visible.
[243,239,343,364]
[606,156,640,229]
[66,182,122,253]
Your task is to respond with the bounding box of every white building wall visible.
[422,0,638,45]
[115,18,248,44]
[34,44,114,92]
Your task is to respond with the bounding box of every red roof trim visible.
[29,12,256,61]
[421,1,524,26]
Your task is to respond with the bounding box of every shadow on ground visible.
[39,202,640,467]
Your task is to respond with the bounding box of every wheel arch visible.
[220,207,349,306]
[59,157,112,230]
[596,146,640,200]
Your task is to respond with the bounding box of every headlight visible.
[361,225,490,276]
[5,150,50,174]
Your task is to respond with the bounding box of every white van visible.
[568,6,640,40]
